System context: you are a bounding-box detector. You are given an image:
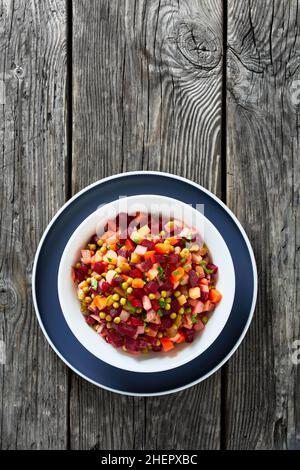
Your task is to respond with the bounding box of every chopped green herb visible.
[157,309,164,317]
[172,269,180,276]
[91,278,98,290]
[113,272,118,278]
[181,257,186,264]
[191,314,198,324]
[183,263,191,270]
[158,266,165,279]
[159,298,166,308]
[126,301,136,314]
[200,260,213,274]
[107,257,112,262]
[117,243,123,249]
[107,245,110,250]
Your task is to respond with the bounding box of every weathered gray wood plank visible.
[225,0,300,449]
[71,0,223,450]
[0,0,68,449]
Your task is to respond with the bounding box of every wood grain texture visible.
[0,0,68,449]
[225,0,300,449]
[71,0,223,450]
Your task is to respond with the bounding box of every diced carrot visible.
[93,296,108,310]
[143,251,156,262]
[125,239,135,251]
[166,237,178,246]
[170,266,185,283]
[161,337,175,352]
[108,242,118,251]
[202,300,211,312]
[132,278,145,288]
[171,331,186,344]
[130,252,141,264]
[199,278,209,285]
[209,288,222,303]
[71,267,76,282]
[78,280,88,289]
[154,243,174,254]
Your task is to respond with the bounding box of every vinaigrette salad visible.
[72,212,222,355]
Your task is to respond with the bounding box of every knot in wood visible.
[175,19,221,70]
[12,65,24,80]
[0,281,17,310]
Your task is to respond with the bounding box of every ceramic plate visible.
[32,172,257,396]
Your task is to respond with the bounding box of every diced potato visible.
[137,224,150,237]
[177,294,187,306]
[189,287,201,299]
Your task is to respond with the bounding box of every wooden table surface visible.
[0,0,299,450]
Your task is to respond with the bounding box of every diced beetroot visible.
[144,281,159,294]
[170,299,180,312]
[133,288,145,299]
[114,322,138,338]
[159,280,173,291]
[93,262,106,274]
[75,264,88,282]
[148,323,160,331]
[99,281,111,293]
[85,315,97,325]
[129,268,143,279]
[183,328,195,343]
[137,337,149,349]
[168,254,180,264]
[131,298,143,308]
[139,259,153,272]
[145,335,159,346]
[117,248,127,258]
[151,299,160,311]
[127,317,144,326]
[125,337,140,353]
[160,315,173,330]
[106,330,123,348]
[154,253,166,263]
[189,270,199,288]
[109,307,122,318]
[140,239,155,250]
[111,275,124,286]
[164,265,174,278]
[152,345,163,352]
[200,291,209,302]
[206,263,218,274]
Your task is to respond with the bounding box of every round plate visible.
[32,172,257,396]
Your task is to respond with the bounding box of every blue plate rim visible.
[32,171,258,396]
